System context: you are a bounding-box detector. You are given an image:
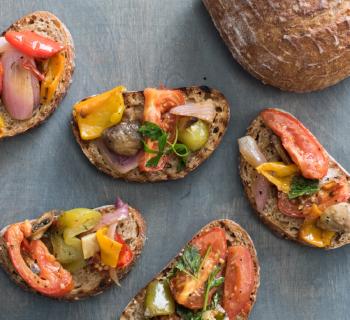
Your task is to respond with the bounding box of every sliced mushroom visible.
[102,121,142,157]
[317,203,350,233]
[271,135,291,164]
[30,211,55,240]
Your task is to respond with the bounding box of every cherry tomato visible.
[261,109,328,179]
[5,31,64,59]
[115,234,134,268]
[4,221,73,297]
[139,88,185,172]
[169,227,227,310]
[223,246,256,319]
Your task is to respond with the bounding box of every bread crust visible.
[120,219,260,320]
[239,109,350,249]
[72,86,230,182]
[0,205,146,300]
[0,11,75,138]
[203,0,350,92]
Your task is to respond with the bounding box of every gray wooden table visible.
[0,1,350,319]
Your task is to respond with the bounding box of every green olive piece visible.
[144,280,175,317]
[178,118,209,152]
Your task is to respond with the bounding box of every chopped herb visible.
[288,175,320,199]
[176,305,202,320]
[203,266,225,311]
[139,121,190,169]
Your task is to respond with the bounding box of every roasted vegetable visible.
[178,118,209,152]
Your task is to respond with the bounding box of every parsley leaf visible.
[174,245,202,278]
[203,265,224,311]
[288,175,319,199]
[139,121,190,169]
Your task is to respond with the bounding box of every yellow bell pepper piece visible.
[0,115,4,136]
[299,204,335,248]
[96,227,122,268]
[40,52,65,104]
[256,162,299,193]
[73,86,126,140]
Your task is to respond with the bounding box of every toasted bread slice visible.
[120,219,260,320]
[0,11,75,138]
[0,205,146,300]
[239,109,350,249]
[72,86,230,182]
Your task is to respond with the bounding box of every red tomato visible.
[261,109,329,179]
[169,227,227,310]
[223,246,256,320]
[4,222,73,297]
[277,192,305,218]
[115,234,134,268]
[0,62,3,94]
[5,31,64,59]
[139,88,185,172]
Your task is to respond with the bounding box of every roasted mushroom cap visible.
[102,121,142,157]
[30,211,55,240]
[318,203,350,233]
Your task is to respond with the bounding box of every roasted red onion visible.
[238,136,267,168]
[95,139,141,174]
[170,101,216,123]
[94,197,129,231]
[252,174,270,213]
[1,48,39,120]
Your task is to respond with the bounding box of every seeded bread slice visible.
[0,11,75,138]
[239,109,350,249]
[120,219,260,320]
[72,86,230,182]
[0,205,146,300]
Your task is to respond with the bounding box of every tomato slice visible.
[139,88,185,172]
[169,227,227,310]
[5,31,64,59]
[0,62,3,95]
[261,109,329,179]
[277,192,305,218]
[223,246,256,319]
[115,234,134,268]
[4,222,73,297]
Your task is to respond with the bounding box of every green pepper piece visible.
[144,280,175,317]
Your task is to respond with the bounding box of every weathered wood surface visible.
[0,1,350,319]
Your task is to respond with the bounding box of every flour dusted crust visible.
[203,0,350,92]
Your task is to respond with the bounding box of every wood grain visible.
[0,1,350,320]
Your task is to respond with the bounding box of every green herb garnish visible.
[288,175,320,199]
[139,121,190,169]
[176,305,202,320]
[203,266,225,311]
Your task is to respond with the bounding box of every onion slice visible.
[109,267,121,286]
[170,101,216,123]
[0,37,11,54]
[94,197,129,231]
[238,136,267,168]
[252,174,270,212]
[95,139,141,174]
[1,48,39,120]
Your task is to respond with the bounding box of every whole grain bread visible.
[120,219,260,320]
[0,11,75,138]
[239,109,350,249]
[0,204,146,300]
[203,0,350,92]
[72,86,230,182]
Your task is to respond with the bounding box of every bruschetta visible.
[72,86,230,182]
[120,220,260,320]
[239,108,350,249]
[0,198,146,299]
[0,11,74,138]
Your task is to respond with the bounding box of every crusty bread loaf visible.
[0,205,146,300]
[0,11,75,138]
[72,86,230,182]
[120,219,260,320]
[203,0,350,92]
[239,110,350,249]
